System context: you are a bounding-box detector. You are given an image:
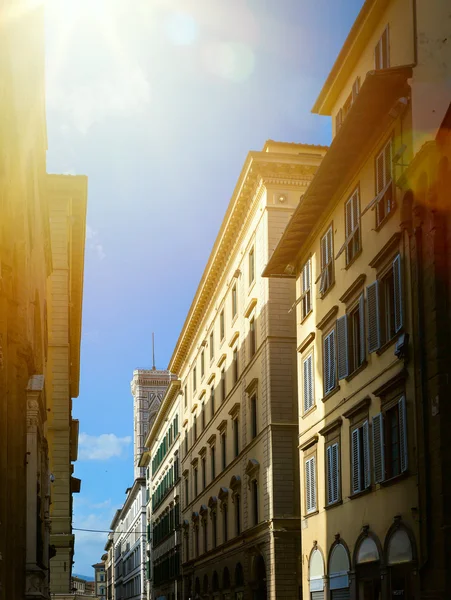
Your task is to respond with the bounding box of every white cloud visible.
[78,433,131,461]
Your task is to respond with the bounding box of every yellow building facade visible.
[264,0,451,599]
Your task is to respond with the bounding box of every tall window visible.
[300,258,312,320]
[212,512,217,548]
[193,414,197,442]
[249,246,255,285]
[252,480,259,525]
[195,526,199,557]
[375,25,389,70]
[345,188,361,264]
[221,368,226,402]
[220,310,225,341]
[203,520,208,554]
[233,418,239,457]
[375,138,393,226]
[319,226,334,295]
[336,295,365,380]
[209,331,214,361]
[201,350,205,379]
[211,446,216,481]
[201,402,206,430]
[373,396,408,483]
[184,477,189,506]
[232,285,237,318]
[210,385,215,418]
[233,348,238,384]
[326,442,340,505]
[193,367,197,393]
[194,467,198,497]
[221,432,227,470]
[305,455,317,514]
[184,385,187,409]
[250,395,257,439]
[249,317,256,358]
[235,495,241,535]
[201,457,206,490]
[223,504,228,543]
[351,421,370,494]
[184,433,188,456]
[323,328,336,395]
[302,353,314,413]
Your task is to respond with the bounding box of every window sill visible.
[303,509,319,519]
[320,280,335,300]
[321,385,340,403]
[345,360,368,382]
[348,487,372,501]
[324,499,343,511]
[302,404,317,419]
[376,334,399,356]
[375,203,397,232]
[379,470,409,488]
[300,308,313,325]
[345,247,362,270]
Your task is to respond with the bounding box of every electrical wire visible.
[74,527,148,534]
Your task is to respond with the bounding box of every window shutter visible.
[310,456,317,512]
[373,413,385,483]
[376,151,385,194]
[305,458,314,513]
[337,315,349,380]
[351,428,361,494]
[323,334,330,394]
[359,294,366,365]
[327,446,333,505]
[329,329,336,392]
[399,396,408,473]
[362,420,371,489]
[367,281,380,352]
[303,355,313,412]
[393,254,403,332]
[345,198,353,238]
[328,443,339,504]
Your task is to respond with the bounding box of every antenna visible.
[152,333,156,370]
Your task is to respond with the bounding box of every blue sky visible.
[45,0,364,577]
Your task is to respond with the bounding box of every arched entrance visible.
[309,548,325,599]
[385,527,416,598]
[235,562,244,600]
[252,554,267,600]
[329,542,350,600]
[354,535,382,599]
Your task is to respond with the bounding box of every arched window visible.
[356,537,380,564]
[387,529,413,565]
[203,574,209,595]
[309,548,325,597]
[223,567,231,590]
[329,543,350,598]
[212,571,219,592]
[235,562,244,587]
[194,577,201,595]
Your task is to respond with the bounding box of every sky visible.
[44,0,365,577]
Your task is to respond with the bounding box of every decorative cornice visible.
[369,232,401,270]
[228,331,239,348]
[318,417,343,437]
[339,274,367,304]
[245,378,258,396]
[217,420,228,433]
[207,373,216,385]
[316,305,339,331]
[207,434,216,447]
[199,446,207,457]
[297,332,315,354]
[299,434,318,451]
[372,369,407,398]
[217,353,227,368]
[228,403,240,419]
[343,396,371,420]
[244,298,257,319]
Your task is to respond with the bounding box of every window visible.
[185,477,189,506]
[223,504,228,542]
[323,328,336,395]
[375,138,394,227]
[305,455,317,514]
[250,395,257,439]
[300,258,312,320]
[373,396,408,483]
[221,368,226,401]
[195,526,199,557]
[351,420,370,494]
[251,480,259,525]
[184,385,187,409]
[249,317,256,358]
[235,494,241,535]
[193,367,197,393]
[201,457,206,489]
[319,226,334,295]
[203,520,208,554]
[375,25,389,70]
[336,295,365,379]
[345,188,361,264]
[221,432,227,470]
[202,402,206,430]
[211,446,216,481]
[194,467,198,497]
[326,442,340,505]
[233,419,239,457]
[367,254,403,352]
[193,414,197,442]
[232,285,237,318]
[249,246,255,285]
[233,348,238,384]
[210,331,214,361]
[212,512,217,548]
[210,385,215,418]
[220,310,225,341]
[201,350,205,379]
[184,433,188,456]
[302,353,314,413]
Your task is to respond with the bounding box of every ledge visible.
[318,417,342,437]
[369,232,401,269]
[207,434,216,447]
[207,373,216,385]
[299,434,319,452]
[228,331,239,348]
[372,368,407,398]
[321,385,340,403]
[217,420,228,433]
[343,396,371,420]
[339,273,366,304]
[316,305,338,331]
[245,377,258,396]
[191,403,198,414]
[345,360,368,382]
[244,297,258,318]
[217,353,227,368]
[298,331,315,354]
[228,403,240,419]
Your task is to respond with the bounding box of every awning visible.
[263,65,413,278]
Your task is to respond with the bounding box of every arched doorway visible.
[253,554,267,600]
[222,567,231,600]
[235,562,244,600]
[354,535,382,599]
[203,574,209,597]
[385,527,416,598]
[309,548,325,599]
[194,577,201,600]
[329,542,350,600]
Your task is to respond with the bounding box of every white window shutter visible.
[393,254,403,332]
[303,355,313,412]
[373,413,385,483]
[311,456,317,511]
[362,420,371,489]
[327,446,333,505]
[305,457,316,513]
[367,281,380,353]
[399,396,408,473]
[351,428,361,494]
[337,315,349,380]
[359,294,366,365]
[305,459,311,513]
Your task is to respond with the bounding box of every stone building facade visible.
[163,141,326,600]
[264,1,451,599]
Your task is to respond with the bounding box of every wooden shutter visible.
[363,420,371,489]
[329,329,336,391]
[367,281,380,352]
[305,456,316,513]
[351,428,361,494]
[399,396,408,473]
[303,355,313,412]
[393,254,403,332]
[373,413,385,483]
[337,315,349,380]
[327,446,333,505]
[310,456,317,512]
[359,294,366,365]
[327,443,339,504]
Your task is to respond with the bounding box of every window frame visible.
[375,25,390,70]
[233,417,239,458]
[322,325,337,396]
[193,366,197,394]
[209,331,214,361]
[300,257,312,321]
[319,224,334,296]
[250,394,257,440]
[249,316,256,358]
[221,432,227,470]
[220,309,225,341]
[249,246,255,286]
[304,449,317,515]
[373,395,408,484]
[302,351,315,414]
[350,417,371,495]
[233,347,238,384]
[345,187,361,265]
[231,284,237,319]
[200,350,205,379]
[375,137,394,228]
[325,438,341,506]
[221,367,226,402]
